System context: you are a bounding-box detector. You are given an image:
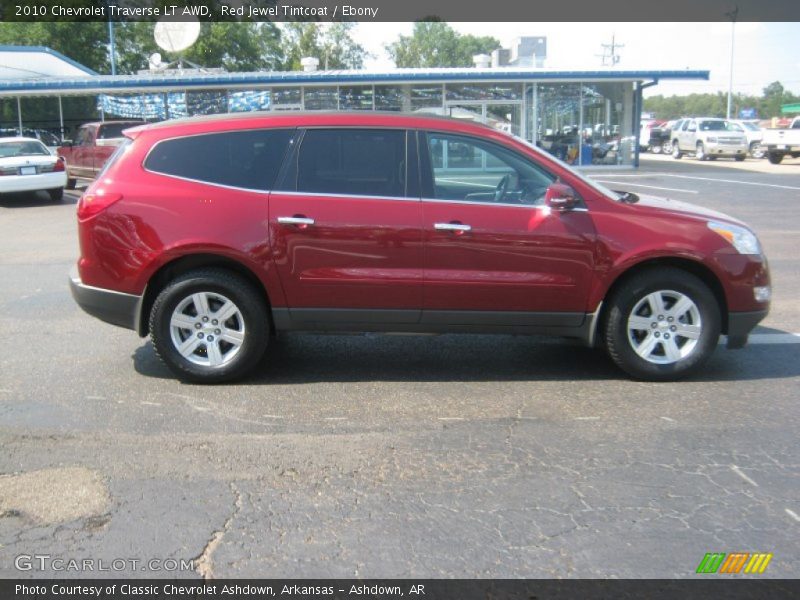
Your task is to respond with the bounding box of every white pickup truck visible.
[760,117,800,164]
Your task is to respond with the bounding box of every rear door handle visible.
[277,216,315,226]
[434,222,471,232]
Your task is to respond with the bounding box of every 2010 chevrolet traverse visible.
[69,112,770,383]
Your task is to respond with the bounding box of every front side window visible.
[145,129,293,191]
[294,128,406,198]
[423,132,556,206]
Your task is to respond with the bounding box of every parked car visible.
[639,119,667,153]
[671,118,748,161]
[58,120,142,189]
[0,128,61,154]
[731,120,765,158]
[0,137,67,201]
[760,116,800,164]
[69,112,770,383]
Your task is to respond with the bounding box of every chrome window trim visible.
[272,190,420,203]
[421,197,588,211]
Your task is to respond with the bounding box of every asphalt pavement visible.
[0,155,798,579]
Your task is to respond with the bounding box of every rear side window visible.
[294,128,406,197]
[98,123,138,139]
[145,129,293,191]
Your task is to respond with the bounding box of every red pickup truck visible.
[58,121,141,189]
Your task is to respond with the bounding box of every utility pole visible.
[726,5,738,119]
[597,34,624,66]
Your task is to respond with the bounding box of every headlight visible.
[707,221,761,254]
[707,136,718,143]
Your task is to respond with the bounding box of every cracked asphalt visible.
[0,156,798,579]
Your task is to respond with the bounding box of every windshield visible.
[0,140,50,157]
[698,120,738,132]
[513,135,621,201]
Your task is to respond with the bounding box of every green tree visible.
[114,22,284,74]
[386,22,500,68]
[281,23,366,71]
[0,22,109,73]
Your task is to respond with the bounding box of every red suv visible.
[69,112,770,383]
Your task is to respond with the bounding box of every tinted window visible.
[423,132,555,206]
[145,129,293,191]
[98,123,139,139]
[295,129,406,197]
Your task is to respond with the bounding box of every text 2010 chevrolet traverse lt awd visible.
[69,112,770,383]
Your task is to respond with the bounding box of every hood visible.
[629,194,747,227]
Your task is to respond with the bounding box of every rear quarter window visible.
[144,129,294,191]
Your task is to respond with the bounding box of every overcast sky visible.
[352,22,800,98]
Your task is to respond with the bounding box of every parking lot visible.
[0,155,798,579]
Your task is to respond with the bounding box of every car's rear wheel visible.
[734,154,746,162]
[696,142,707,161]
[651,143,662,154]
[672,141,682,159]
[750,142,765,159]
[47,188,63,202]
[65,178,77,190]
[149,269,269,383]
[604,268,721,381]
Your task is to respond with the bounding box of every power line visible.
[596,35,624,66]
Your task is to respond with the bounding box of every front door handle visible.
[278,216,315,226]
[434,222,471,232]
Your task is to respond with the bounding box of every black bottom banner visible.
[2,579,800,600]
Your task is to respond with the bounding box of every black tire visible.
[734,154,745,162]
[149,269,269,383]
[651,143,662,154]
[671,141,682,159]
[65,178,77,190]
[603,268,721,381]
[767,152,784,165]
[47,188,64,202]
[695,142,707,161]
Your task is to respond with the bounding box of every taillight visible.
[53,157,65,172]
[77,191,123,220]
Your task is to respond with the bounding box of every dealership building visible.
[0,43,709,168]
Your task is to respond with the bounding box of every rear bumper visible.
[69,265,141,331]
[726,309,769,349]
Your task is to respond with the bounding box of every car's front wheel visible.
[603,268,721,381]
[149,269,269,383]
[672,141,682,159]
[696,142,707,161]
[47,188,63,202]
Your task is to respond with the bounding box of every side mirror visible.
[687,125,697,132]
[545,183,578,212]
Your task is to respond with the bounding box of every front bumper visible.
[69,265,141,331]
[705,142,747,157]
[726,309,769,349]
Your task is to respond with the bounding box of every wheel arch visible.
[595,257,729,345]
[137,253,273,337]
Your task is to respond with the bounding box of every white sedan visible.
[0,137,67,201]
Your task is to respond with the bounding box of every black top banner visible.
[3,579,800,600]
[0,0,798,22]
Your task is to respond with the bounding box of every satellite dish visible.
[148,52,162,70]
[154,18,201,54]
